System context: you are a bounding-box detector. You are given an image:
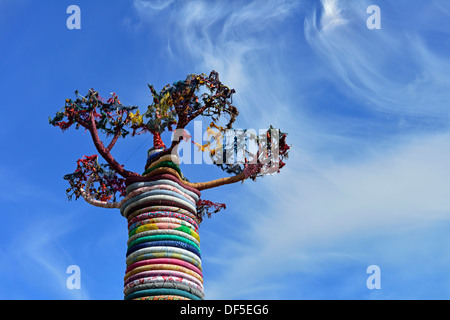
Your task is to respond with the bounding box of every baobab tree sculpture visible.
[50,71,290,300]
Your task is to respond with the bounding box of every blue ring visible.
[126,240,201,259]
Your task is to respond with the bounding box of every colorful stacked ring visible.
[122,150,204,300]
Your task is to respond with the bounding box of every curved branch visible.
[106,129,122,152]
[190,150,264,191]
[190,172,246,191]
[140,162,262,192]
[87,113,139,178]
[188,162,261,190]
[80,174,121,209]
[141,144,265,191]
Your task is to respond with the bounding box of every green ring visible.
[127,234,201,253]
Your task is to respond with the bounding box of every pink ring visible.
[124,270,204,288]
[125,258,203,277]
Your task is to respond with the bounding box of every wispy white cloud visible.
[304,0,450,119]
[134,0,175,11]
[319,0,349,31]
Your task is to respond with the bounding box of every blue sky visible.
[1,0,450,300]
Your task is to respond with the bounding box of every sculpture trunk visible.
[120,157,204,300]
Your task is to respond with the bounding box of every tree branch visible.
[87,113,139,178]
[188,149,263,191]
[188,103,209,123]
[80,174,121,209]
[106,128,122,152]
[190,172,246,191]
[140,164,262,192]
